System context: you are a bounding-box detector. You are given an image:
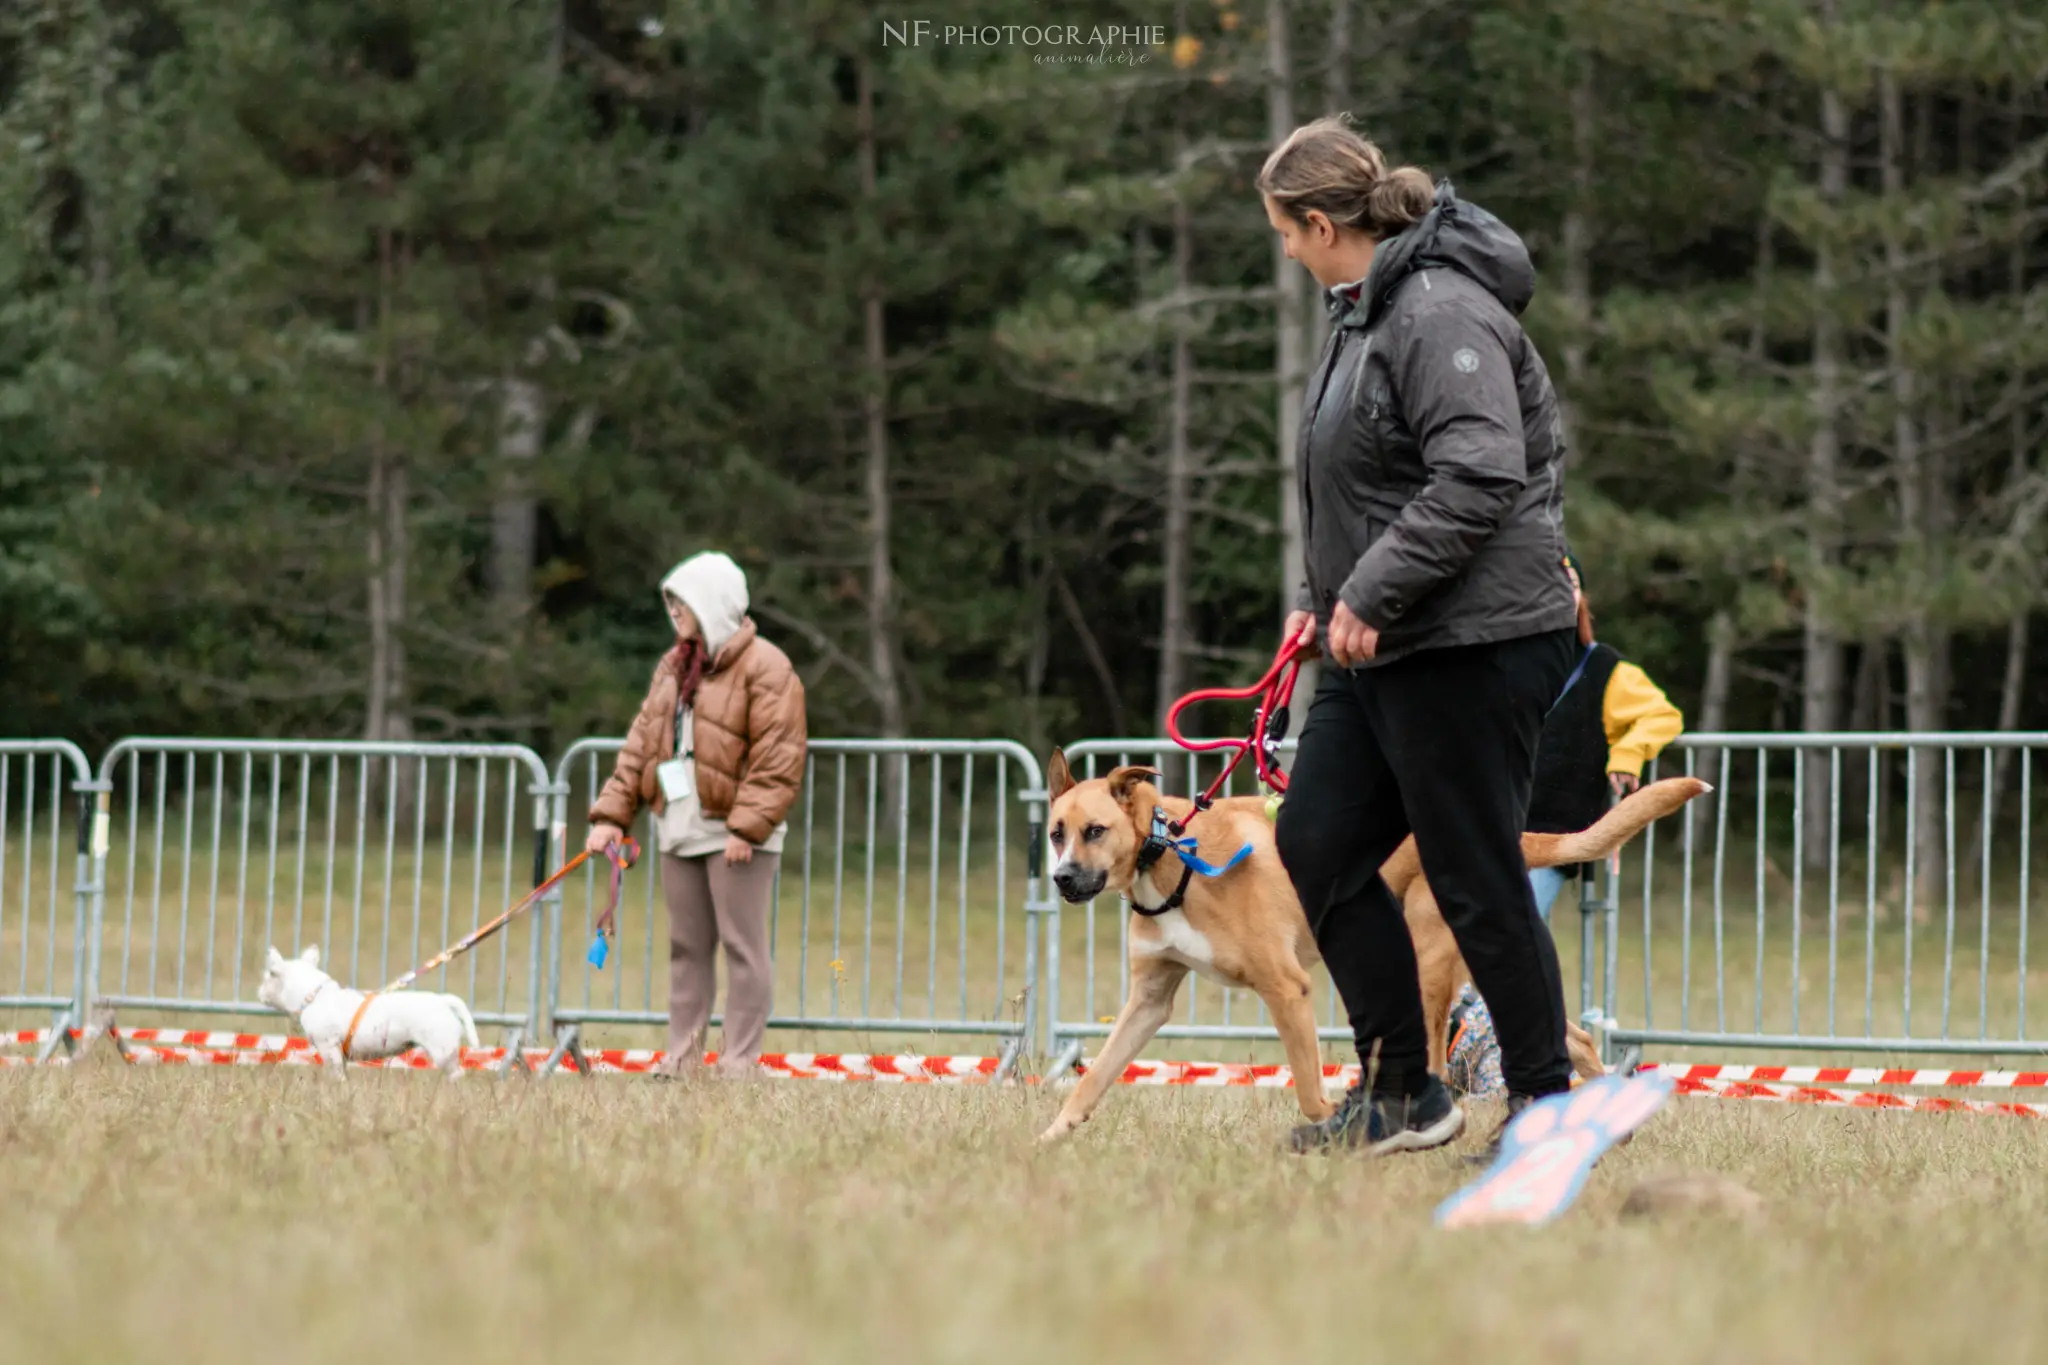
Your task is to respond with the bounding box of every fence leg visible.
[66,1004,126,1064]
[540,1024,588,1078]
[1613,1044,1643,1077]
[494,1027,528,1078]
[1045,1037,1084,1086]
[1576,864,1607,1025]
[35,1009,73,1065]
[992,1035,1023,1085]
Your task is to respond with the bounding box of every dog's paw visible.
[1036,1118,1079,1146]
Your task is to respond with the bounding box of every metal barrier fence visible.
[6,730,2043,1071]
[541,739,1052,1062]
[1597,733,2048,1061]
[0,741,95,1057]
[84,740,556,1039]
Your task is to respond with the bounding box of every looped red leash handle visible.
[1163,640,1310,822]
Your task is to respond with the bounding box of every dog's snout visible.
[1052,864,1105,903]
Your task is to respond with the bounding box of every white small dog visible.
[257,945,481,1079]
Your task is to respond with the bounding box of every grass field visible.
[6,1062,2048,1364]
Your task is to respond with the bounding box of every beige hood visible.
[661,552,749,660]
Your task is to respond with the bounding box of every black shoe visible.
[1287,1075,1464,1155]
[1464,1092,1537,1166]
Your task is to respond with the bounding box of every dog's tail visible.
[444,993,481,1050]
[1524,777,1712,870]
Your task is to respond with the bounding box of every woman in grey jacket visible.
[1260,116,1579,1159]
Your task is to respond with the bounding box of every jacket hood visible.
[1349,181,1537,327]
[661,552,749,660]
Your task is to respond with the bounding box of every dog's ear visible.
[266,946,284,971]
[1105,765,1162,812]
[1047,748,1074,803]
[301,944,321,967]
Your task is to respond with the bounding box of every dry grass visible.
[5,1063,2048,1364]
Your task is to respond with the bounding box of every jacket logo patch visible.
[1452,347,1480,374]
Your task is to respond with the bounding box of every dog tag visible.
[1434,1071,1675,1229]
[656,756,695,803]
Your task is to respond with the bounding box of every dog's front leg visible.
[1256,969,1334,1121]
[1038,960,1186,1145]
[317,1043,348,1082]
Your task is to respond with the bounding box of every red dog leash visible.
[1160,639,1311,835]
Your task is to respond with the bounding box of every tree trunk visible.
[1691,611,1735,844]
[1324,0,1349,114]
[364,227,411,754]
[1841,634,1884,837]
[1155,170,1195,732]
[1800,37,1849,871]
[1881,69,1940,919]
[1021,498,1053,759]
[1977,102,2030,862]
[856,53,905,744]
[1302,0,1335,374]
[491,376,544,629]
[367,439,392,745]
[1558,55,1596,422]
[1269,0,1316,733]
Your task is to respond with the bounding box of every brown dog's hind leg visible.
[1038,959,1187,1144]
[1256,967,1334,1121]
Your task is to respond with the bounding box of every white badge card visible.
[656,756,695,803]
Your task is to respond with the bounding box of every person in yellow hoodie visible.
[1523,552,1684,922]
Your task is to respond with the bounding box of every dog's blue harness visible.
[1129,808,1253,916]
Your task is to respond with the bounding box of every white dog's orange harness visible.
[340,993,377,1063]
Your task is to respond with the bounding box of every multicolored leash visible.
[381,838,639,993]
[585,837,641,970]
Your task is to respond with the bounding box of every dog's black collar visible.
[1130,804,1199,916]
[1130,860,1196,917]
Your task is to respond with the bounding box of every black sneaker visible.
[1464,1092,1537,1165]
[1287,1075,1464,1155]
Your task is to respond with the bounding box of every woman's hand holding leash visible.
[586,821,625,855]
[1282,610,1320,659]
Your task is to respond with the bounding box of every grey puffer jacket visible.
[1295,182,1576,666]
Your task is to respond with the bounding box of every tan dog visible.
[1038,750,1708,1143]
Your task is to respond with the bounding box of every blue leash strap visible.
[1545,642,1599,720]
[1152,810,1253,878]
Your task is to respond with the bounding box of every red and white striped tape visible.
[27,1037,1012,1081]
[547,1051,1012,1080]
[1080,1059,1359,1089]
[1641,1063,2048,1089]
[1666,1073,2048,1119]
[14,1025,2048,1116]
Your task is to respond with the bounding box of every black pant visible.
[1274,629,1577,1100]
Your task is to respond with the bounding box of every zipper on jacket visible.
[1299,328,1349,562]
